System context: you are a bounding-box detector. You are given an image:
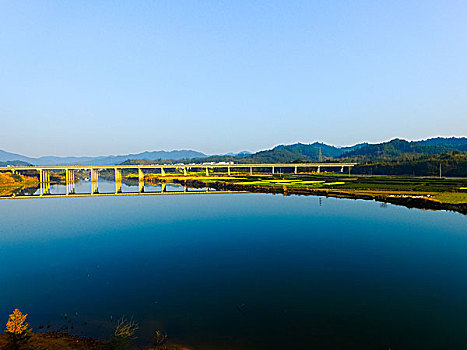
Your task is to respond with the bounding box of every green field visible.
[147,173,467,205]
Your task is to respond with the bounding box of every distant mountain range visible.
[0,149,207,166]
[1,137,466,166]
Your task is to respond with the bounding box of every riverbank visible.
[0,172,38,196]
[145,173,467,215]
[0,332,101,349]
[0,332,193,350]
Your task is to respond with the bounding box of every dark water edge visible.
[0,186,466,349]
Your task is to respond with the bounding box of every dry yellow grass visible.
[433,192,467,204]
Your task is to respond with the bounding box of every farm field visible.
[143,173,467,212]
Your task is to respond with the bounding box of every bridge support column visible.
[39,169,43,196]
[91,169,99,194]
[317,166,321,174]
[294,166,298,174]
[115,168,122,193]
[39,169,50,196]
[161,183,166,193]
[161,168,165,176]
[227,167,231,176]
[250,166,253,176]
[45,171,49,194]
[183,168,187,176]
[138,168,144,193]
[341,166,344,173]
[66,169,70,195]
[66,169,75,195]
[138,168,144,182]
[205,167,209,176]
[272,166,275,174]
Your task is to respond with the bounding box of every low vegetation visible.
[0,172,38,196]
[0,309,191,350]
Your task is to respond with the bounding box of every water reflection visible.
[1,179,242,200]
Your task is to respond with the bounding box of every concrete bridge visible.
[0,163,356,196]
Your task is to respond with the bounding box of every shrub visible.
[4,308,32,350]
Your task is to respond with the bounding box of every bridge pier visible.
[272,166,275,174]
[115,168,122,193]
[183,168,187,176]
[161,168,165,176]
[66,169,75,195]
[91,169,99,194]
[66,170,69,194]
[227,167,231,176]
[161,183,166,193]
[317,166,321,174]
[205,167,209,176]
[138,169,144,193]
[250,166,253,176]
[294,166,298,174]
[39,169,51,196]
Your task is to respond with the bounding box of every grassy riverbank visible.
[145,173,467,214]
[0,172,38,196]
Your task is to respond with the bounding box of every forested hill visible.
[190,137,467,164]
[191,142,368,164]
[340,138,467,162]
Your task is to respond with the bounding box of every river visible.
[0,180,466,349]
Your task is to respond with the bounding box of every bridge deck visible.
[0,163,356,171]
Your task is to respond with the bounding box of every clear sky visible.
[1,0,466,157]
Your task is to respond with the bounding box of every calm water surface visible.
[1,180,466,349]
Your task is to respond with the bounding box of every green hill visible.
[116,137,467,176]
[340,138,465,162]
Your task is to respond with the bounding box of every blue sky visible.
[1,0,466,156]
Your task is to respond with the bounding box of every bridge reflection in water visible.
[2,189,244,200]
[2,173,245,200]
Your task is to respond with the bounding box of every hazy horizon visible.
[1,1,466,157]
